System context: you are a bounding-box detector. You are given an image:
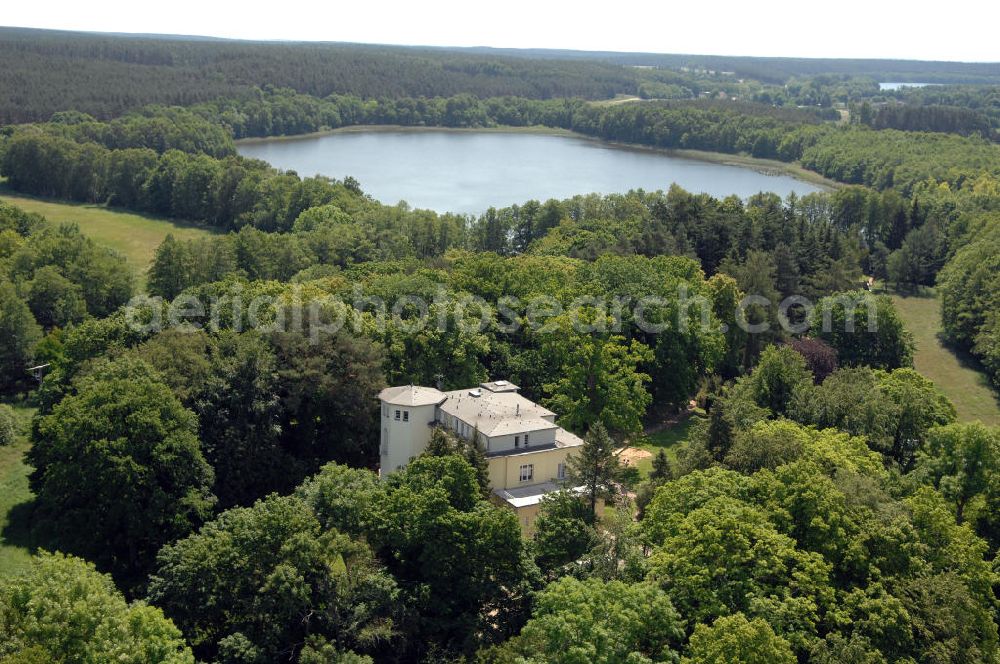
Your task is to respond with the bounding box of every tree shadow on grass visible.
[2,499,37,553]
[889,286,1000,414]
[1,498,57,558]
[935,333,1000,403]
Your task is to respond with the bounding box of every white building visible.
[378,380,585,530]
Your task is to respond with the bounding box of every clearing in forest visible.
[1,187,216,289]
[892,291,1000,426]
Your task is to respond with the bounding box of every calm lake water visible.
[879,82,935,91]
[238,129,823,215]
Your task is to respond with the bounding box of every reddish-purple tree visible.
[788,337,838,383]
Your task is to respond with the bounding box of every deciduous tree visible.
[531,490,597,574]
[0,403,19,446]
[148,495,397,663]
[916,423,1000,523]
[810,291,913,370]
[0,280,41,393]
[503,578,684,664]
[683,614,795,664]
[735,344,813,416]
[25,265,87,329]
[28,357,215,581]
[542,313,652,435]
[647,496,832,648]
[0,552,193,664]
[372,455,536,656]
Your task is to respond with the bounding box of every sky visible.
[4,0,1000,62]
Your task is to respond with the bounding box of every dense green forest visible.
[5,188,998,662]
[0,27,707,124]
[859,103,997,139]
[3,27,1000,664]
[890,85,1000,129]
[6,26,1000,130]
[4,27,1000,124]
[505,47,1000,85]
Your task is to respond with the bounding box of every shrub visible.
[0,404,19,446]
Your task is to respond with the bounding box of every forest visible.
[5,182,997,662]
[859,103,996,138]
[7,26,1000,129]
[0,27,706,124]
[2,27,1000,664]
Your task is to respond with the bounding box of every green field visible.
[0,403,36,577]
[633,412,705,477]
[0,187,216,289]
[892,291,1000,426]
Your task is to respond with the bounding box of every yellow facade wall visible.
[487,446,573,490]
[514,503,541,534]
[494,495,604,535]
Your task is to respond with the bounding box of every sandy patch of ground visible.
[618,447,653,468]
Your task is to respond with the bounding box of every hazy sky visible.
[5,0,1000,62]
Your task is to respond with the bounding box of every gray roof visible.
[493,482,586,508]
[480,380,520,393]
[486,442,559,458]
[378,382,585,449]
[493,481,562,507]
[555,428,585,448]
[439,388,556,437]
[378,385,446,407]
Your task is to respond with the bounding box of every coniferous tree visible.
[650,449,672,481]
[705,402,735,462]
[568,422,621,518]
[148,234,192,300]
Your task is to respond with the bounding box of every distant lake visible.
[238,128,824,215]
[879,82,936,91]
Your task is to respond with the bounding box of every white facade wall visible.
[437,409,478,441]
[378,402,437,478]
[484,428,557,454]
[434,409,556,454]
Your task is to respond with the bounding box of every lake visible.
[238,128,824,215]
[879,82,936,91]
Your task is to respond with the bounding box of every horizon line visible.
[2,24,998,66]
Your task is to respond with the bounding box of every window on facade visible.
[519,464,534,482]
[515,435,520,447]
[524,433,530,446]
[557,463,566,480]
[403,410,409,422]
[394,410,400,421]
